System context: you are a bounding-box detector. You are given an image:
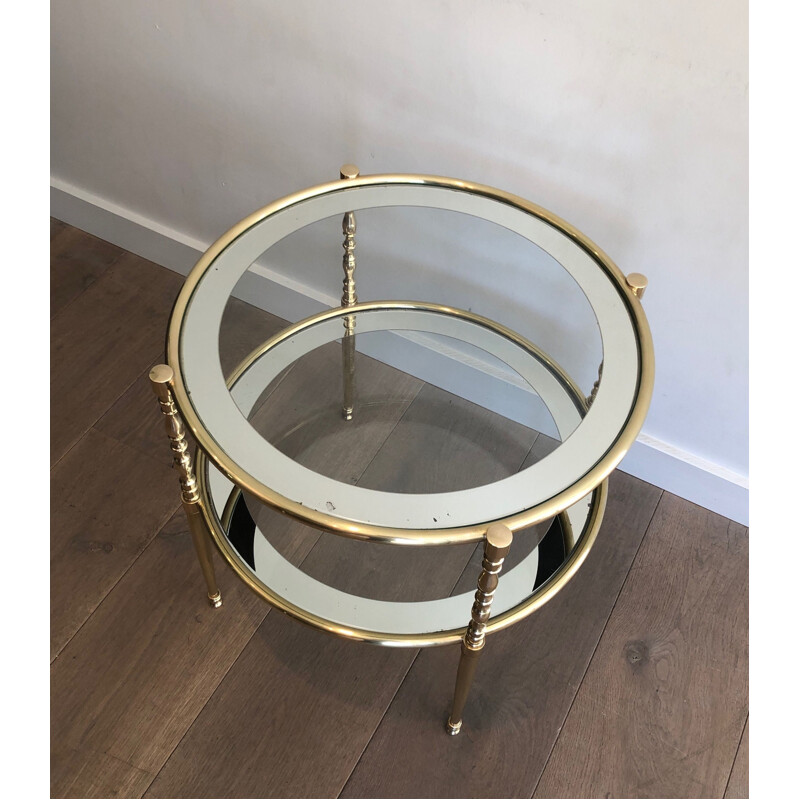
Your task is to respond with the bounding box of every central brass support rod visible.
[149,364,222,608]
[446,523,513,735]
[340,163,359,421]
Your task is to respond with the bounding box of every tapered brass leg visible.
[342,327,356,421]
[340,164,359,421]
[149,364,222,608]
[446,523,513,735]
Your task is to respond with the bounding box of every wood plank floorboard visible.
[51,216,68,240]
[50,251,184,465]
[50,221,749,799]
[724,717,748,798]
[145,612,418,799]
[51,747,154,800]
[50,428,181,660]
[533,498,749,799]
[50,510,268,799]
[340,472,661,799]
[50,223,126,318]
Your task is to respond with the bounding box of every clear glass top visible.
[173,177,647,536]
[223,303,599,530]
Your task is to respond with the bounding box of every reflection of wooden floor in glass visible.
[237,344,564,607]
[232,486,564,601]
[50,223,748,800]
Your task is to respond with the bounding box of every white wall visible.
[51,0,749,523]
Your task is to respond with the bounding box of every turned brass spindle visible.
[446,523,513,735]
[149,364,222,608]
[340,163,359,421]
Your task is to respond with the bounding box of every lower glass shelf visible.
[197,453,606,646]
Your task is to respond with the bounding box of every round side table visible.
[149,167,653,735]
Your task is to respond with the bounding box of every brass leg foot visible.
[208,591,223,608]
[341,326,356,421]
[446,641,482,736]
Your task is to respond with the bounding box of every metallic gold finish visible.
[340,164,359,421]
[150,365,222,608]
[339,163,360,180]
[342,334,356,422]
[447,524,513,734]
[587,361,603,409]
[183,500,224,609]
[561,504,576,552]
[166,175,654,545]
[149,365,199,505]
[626,272,648,298]
[198,446,607,646]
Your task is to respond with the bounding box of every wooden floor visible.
[50,220,749,799]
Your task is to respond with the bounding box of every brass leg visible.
[149,364,222,608]
[342,327,356,421]
[446,523,513,735]
[340,164,359,420]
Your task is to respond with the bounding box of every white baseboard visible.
[51,178,749,526]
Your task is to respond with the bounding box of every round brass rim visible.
[197,453,608,647]
[227,300,585,413]
[168,173,654,543]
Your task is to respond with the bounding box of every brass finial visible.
[626,273,648,298]
[340,164,360,180]
[149,363,174,386]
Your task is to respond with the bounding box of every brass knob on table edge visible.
[340,164,360,180]
[625,272,648,298]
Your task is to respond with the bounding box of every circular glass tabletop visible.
[169,174,653,542]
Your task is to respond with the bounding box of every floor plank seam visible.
[50,345,170,472]
[528,487,665,798]
[722,712,748,799]
[51,435,184,664]
[346,378,425,484]
[50,498,183,665]
[140,603,275,798]
[335,649,423,799]
[518,433,541,474]
[92,360,165,439]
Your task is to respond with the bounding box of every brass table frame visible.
[149,166,652,736]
